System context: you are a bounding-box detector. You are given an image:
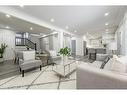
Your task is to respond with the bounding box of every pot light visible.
[65,26,69,29]
[6,14,11,18]
[74,30,77,33]
[105,22,109,26]
[104,12,109,16]
[50,18,55,22]
[30,27,33,30]
[105,29,109,31]
[19,5,24,8]
[5,26,10,29]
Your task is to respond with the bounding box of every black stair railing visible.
[15,37,37,50]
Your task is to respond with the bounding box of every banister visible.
[15,37,37,50]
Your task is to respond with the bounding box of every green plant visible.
[103,44,107,48]
[0,43,7,58]
[58,47,71,56]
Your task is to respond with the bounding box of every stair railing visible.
[15,37,37,50]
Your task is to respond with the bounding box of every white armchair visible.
[19,50,42,77]
[47,50,61,65]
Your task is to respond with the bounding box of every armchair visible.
[19,50,42,77]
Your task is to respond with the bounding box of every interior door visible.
[71,40,76,57]
[83,41,86,56]
[117,31,121,55]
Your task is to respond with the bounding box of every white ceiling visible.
[0,6,127,38]
[0,12,52,34]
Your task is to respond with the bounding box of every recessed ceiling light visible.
[19,5,24,8]
[104,12,109,16]
[6,14,11,18]
[50,18,55,22]
[74,30,77,33]
[65,26,69,29]
[105,22,109,26]
[105,29,109,31]
[30,27,33,30]
[5,26,10,29]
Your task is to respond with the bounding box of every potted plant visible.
[58,47,71,62]
[103,44,107,48]
[0,43,7,59]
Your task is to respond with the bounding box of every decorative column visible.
[58,31,64,49]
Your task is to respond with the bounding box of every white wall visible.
[40,33,59,52]
[71,36,84,56]
[52,34,59,52]
[115,11,127,55]
[63,34,71,49]
[29,35,40,51]
[83,35,89,47]
[90,38,103,48]
[0,29,15,60]
[102,33,115,44]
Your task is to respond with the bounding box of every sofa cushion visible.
[77,63,127,89]
[104,58,113,70]
[100,57,110,69]
[20,59,42,70]
[117,56,127,64]
[110,56,127,73]
[89,61,102,68]
[23,51,35,61]
[96,54,108,61]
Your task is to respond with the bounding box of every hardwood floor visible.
[0,60,19,80]
[0,56,91,80]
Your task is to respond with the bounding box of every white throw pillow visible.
[110,56,127,73]
[117,56,127,64]
[90,61,103,68]
[113,55,119,60]
[104,58,113,70]
[23,51,35,61]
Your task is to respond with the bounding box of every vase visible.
[61,55,68,63]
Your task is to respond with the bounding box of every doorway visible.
[83,41,86,56]
[71,40,76,57]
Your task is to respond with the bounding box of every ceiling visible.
[0,12,51,35]
[0,6,127,38]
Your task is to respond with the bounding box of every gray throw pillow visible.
[100,57,110,69]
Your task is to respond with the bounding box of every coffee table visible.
[52,59,77,77]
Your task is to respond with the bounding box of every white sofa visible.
[77,56,127,89]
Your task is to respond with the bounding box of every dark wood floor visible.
[0,60,20,80]
[0,60,43,80]
[0,56,93,80]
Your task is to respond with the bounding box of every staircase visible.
[15,37,37,50]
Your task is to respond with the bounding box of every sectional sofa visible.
[77,55,127,89]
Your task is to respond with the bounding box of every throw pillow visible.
[104,58,113,70]
[110,56,127,73]
[100,57,110,69]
